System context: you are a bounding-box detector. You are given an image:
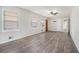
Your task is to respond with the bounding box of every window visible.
[2,8,19,32]
[31,16,38,28]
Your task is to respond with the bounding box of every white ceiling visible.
[20,6,72,18]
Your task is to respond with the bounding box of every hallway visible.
[0,32,78,53]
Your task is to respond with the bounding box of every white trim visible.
[2,7,4,32]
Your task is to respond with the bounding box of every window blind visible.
[4,10,19,31]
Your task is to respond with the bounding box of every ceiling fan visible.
[48,9,60,16]
[50,11,59,15]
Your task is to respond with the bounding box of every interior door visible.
[63,19,68,32]
[48,19,62,31]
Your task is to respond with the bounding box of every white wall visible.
[0,7,2,32]
[0,7,45,44]
[70,7,79,51]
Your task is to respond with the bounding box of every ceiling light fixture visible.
[50,11,58,15]
[47,9,60,16]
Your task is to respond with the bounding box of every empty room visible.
[0,6,79,53]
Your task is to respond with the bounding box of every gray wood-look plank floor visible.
[0,31,78,53]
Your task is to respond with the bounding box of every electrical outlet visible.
[9,36,12,39]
